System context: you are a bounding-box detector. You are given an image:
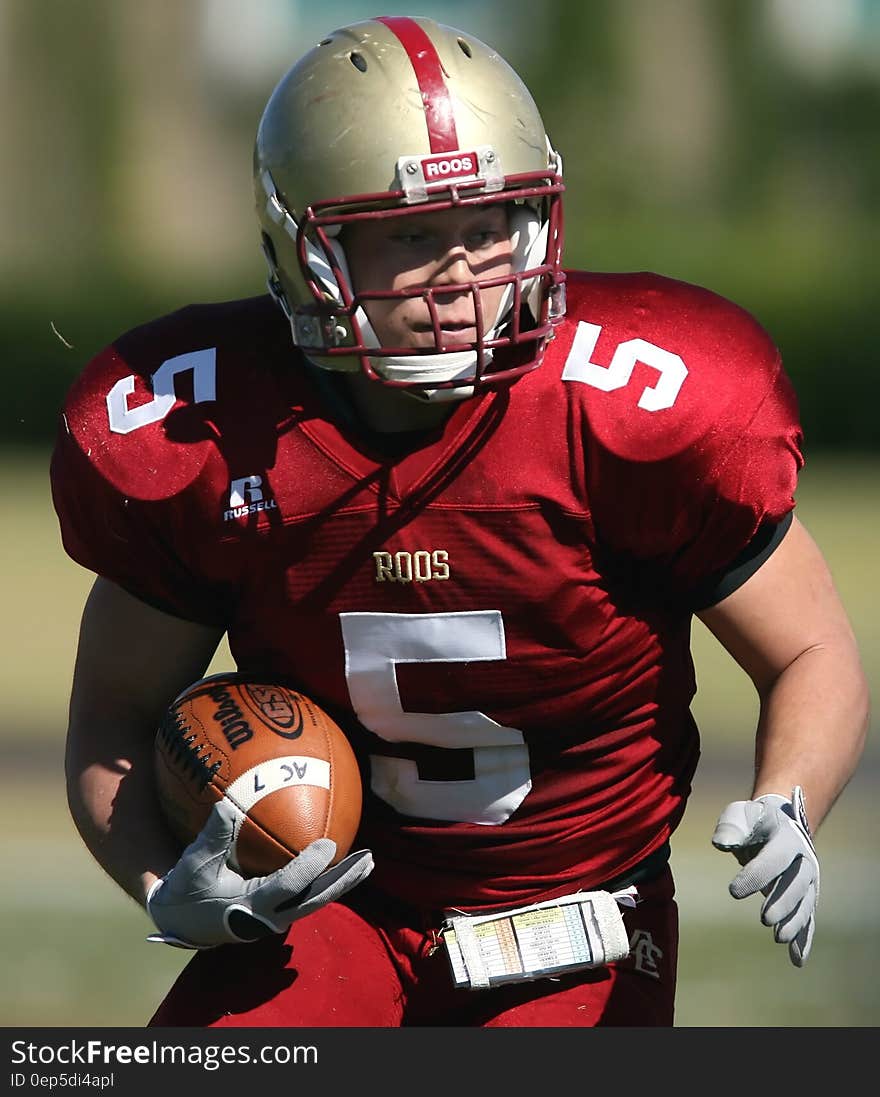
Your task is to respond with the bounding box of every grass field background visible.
[1,450,876,1027]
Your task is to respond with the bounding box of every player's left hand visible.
[711,785,819,967]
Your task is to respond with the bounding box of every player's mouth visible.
[413,320,478,345]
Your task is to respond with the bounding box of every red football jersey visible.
[50,271,803,910]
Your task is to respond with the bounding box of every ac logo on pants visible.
[628,929,663,979]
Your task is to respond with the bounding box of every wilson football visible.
[154,673,363,877]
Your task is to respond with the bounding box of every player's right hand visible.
[145,798,374,949]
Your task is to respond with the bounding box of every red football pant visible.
[149,870,678,1027]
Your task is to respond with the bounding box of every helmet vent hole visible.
[349,51,368,72]
[319,38,332,46]
[457,38,473,58]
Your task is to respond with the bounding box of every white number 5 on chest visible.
[339,611,531,825]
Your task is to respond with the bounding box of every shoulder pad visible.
[553,272,784,462]
[58,296,289,501]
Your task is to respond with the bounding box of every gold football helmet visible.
[254,16,565,398]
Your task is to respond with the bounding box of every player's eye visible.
[390,229,431,246]
[466,229,502,249]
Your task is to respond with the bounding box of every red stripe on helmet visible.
[376,16,459,153]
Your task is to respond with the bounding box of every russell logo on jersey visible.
[223,475,278,522]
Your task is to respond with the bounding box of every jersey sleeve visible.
[49,343,231,627]
[578,284,804,608]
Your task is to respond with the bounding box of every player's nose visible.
[431,241,478,284]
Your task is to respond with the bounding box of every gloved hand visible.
[711,785,819,967]
[146,797,374,949]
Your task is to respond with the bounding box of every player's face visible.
[343,204,514,349]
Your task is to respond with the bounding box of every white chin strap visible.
[303,206,547,401]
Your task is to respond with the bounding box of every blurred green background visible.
[1,0,876,1027]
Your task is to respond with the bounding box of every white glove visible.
[711,785,819,967]
[146,798,374,949]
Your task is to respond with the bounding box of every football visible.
[154,672,363,877]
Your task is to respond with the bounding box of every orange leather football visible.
[154,673,363,877]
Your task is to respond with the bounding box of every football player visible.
[51,16,868,1026]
